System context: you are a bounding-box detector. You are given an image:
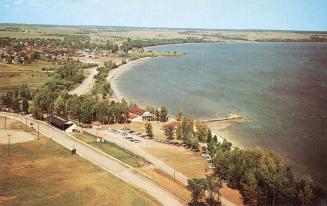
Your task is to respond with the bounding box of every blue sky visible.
[0,0,326,31]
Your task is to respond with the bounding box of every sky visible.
[0,0,326,31]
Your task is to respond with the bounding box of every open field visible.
[1,24,326,44]
[0,60,57,93]
[0,117,161,206]
[73,132,148,167]
[144,146,208,179]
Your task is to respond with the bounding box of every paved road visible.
[69,66,98,96]
[1,112,183,206]
[86,128,237,206]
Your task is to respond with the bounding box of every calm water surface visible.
[115,42,327,187]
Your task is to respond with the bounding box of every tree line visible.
[120,37,206,55]
[0,84,31,113]
[187,136,324,206]
[162,110,212,149]
[92,60,117,98]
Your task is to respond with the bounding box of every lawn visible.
[0,117,161,206]
[144,146,208,179]
[73,132,148,168]
[0,61,57,93]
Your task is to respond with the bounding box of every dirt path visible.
[0,112,183,206]
[69,66,98,96]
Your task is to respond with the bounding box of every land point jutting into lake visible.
[1,2,327,205]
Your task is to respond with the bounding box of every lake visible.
[114,42,327,188]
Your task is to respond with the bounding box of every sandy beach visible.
[106,54,244,148]
[107,57,152,101]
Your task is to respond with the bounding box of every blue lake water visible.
[114,42,327,187]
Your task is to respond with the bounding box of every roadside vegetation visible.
[73,132,148,167]
[92,60,117,98]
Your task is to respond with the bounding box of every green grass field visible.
[0,117,160,206]
[73,132,148,168]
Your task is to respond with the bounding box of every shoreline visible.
[106,49,243,148]
[107,57,153,102]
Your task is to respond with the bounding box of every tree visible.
[195,121,209,142]
[163,124,175,140]
[159,106,168,122]
[53,95,67,116]
[220,138,232,152]
[206,176,222,206]
[31,87,56,119]
[19,84,32,100]
[187,178,207,205]
[1,91,13,107]
[206,129,213,143]
[146,106,155,114]
[175,109,183,121]
[176,124,182,140]
[296,176,315,206]
[240,171,258,205]
[145,122,153,138]
[155,108,160,121]
[179,117,194,142]
[11,96,20,112]
[21,98,29,114]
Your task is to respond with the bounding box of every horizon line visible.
[1,22,326,33]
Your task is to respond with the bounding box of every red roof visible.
[129,107,145,116]
[128,113,139,119]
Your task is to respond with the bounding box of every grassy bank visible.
[73,132,148,168]
[0,117,160,206]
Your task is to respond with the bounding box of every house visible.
[47,115,76,131]
[141,111,156,121]
[129,107,146,116]
[128,107,155,122]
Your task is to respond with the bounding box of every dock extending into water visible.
[204,114,243,122]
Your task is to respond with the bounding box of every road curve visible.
[69,66,98,96]
[0,112,184,206]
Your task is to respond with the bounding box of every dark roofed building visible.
[47,115,74,130]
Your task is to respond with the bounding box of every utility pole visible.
[7,134,11,157]
[4,116,6,131]
[38,123,40,140]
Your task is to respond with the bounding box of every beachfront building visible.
[141,111,156,121]
[128,107,156,122]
